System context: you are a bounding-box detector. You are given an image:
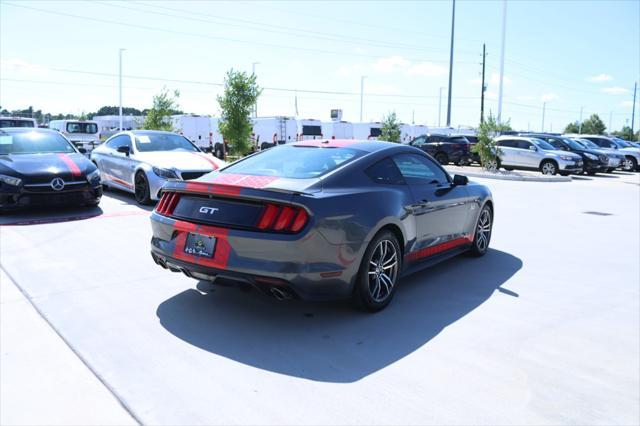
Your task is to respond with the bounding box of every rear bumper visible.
[149,213,365,301]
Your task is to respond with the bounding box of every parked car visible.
[521,133,608,175]
[49,119,101,153]
[0,117,37,128]
[406,134,472,165]
[567,137,624,172]
[564,134,640,171]
[149,139,493,312]
[0,128,102,211]
[495,136,583,175]
[91,130,226,205]
[464,135,480,164]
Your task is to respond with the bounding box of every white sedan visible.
[91,130,226,204]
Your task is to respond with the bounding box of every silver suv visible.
[495,136,583,175]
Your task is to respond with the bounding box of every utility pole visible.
[438,87,444,127]
[480,43,487,124]
[412,110,415,125]
[118,48,125,131]
[252,62,260,118]
[360,76,366,122]
[541,102,546,132]
[578,106,584,134]
[609,111,613,132]
[497,0,507,124]
[446,0,455,127]
[631,81,637,140]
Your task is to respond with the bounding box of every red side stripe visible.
[406,235,474,262]
[57,154,82,176]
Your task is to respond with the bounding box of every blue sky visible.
[1,0,638,132]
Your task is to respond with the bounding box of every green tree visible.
[143,87,180,131]
[471,112,506,171]
[564,122,580,133]
[380,111,401,142]
[217,69,262,156]
[612,126,638,141]
[580,114,606,134]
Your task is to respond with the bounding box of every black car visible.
[521,133,608,175]
[0,128,102,210]
[406,134,472,165]
[464,135,481,164]
[150,139,493,311]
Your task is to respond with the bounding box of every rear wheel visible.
[586,170,596,176]
[467,205,492,257]
[352,231,401,312]
[540,160,558,175]
[134,171,151,205]
[435,152,449,165]
[623,156,637,171]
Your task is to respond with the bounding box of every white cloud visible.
[541,93,559,102]
[406,62,447,77]
[619,100,634,108]
[335,63,365,78]
[354,47,366,54]
[602,86,629,95]
[372,55,411,74]
[586,73,613,82]
[365,83,400,95]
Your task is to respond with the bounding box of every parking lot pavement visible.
[1,173,638,425]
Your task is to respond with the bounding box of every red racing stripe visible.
[171,219,233,269]
[193,152,220,170]
[406,235,474,262]
[57,154,82,177]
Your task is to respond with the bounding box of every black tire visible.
[214,146,224,160]
[586,170,596,176]
[606,168,614,173]
[559,171,570,176]
[84,200,100,208]
[134,171,152,205]
[503,166,514,171]
[467,204,492,257]
[623,156,637,172]
[352,230,402,312]
[540,160,558,175]
[435,152,449,165]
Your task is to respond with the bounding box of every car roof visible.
[291,139,403,153]
[0,127,58,134]
[495,135,541,141]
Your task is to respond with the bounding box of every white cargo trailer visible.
[171,115,212,149]
[352,122,382,140]
[252,116,298,149]
[321,121,353,140]
[296,119,323,140]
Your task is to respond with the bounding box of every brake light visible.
[256,203,309,233]
[155,192,181,216]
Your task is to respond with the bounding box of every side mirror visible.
[453,174,468,186]
[117,146,130,156]
[529,145,538,151]
[78,147,87,154]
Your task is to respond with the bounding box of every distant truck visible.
[49,119,101,152]
[352,122,382,140]
[171,115,213,150]
[0,117,36,128]
[321,121,353,140]
[252,116,297,150]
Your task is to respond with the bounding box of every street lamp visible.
[118,48,126,131]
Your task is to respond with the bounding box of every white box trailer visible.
[352,122,382,140]
[171,115,212,150]
[252,116,298,149]
[321,121,353,140]
[296,119,323,140]
[399,123,413,143]
[412,124,429,138]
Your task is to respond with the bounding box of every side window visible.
[106,135,132,150]
[365,158,405,185]
[516,140,532,150]
[392,154,449,184]
[412,136,426,147]
[497,139,515,148]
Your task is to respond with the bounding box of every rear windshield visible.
[222,145,364,179]
[370,128,382,137]
[0,119,35,128]
[0,131,75,154]
[302,125,322,136]
[134,133,199,152]
[66,122,98,134]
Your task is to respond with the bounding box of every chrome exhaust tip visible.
[270,287,291,301]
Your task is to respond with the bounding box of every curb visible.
[444,167,572,182]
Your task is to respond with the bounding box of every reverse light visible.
[256,203,309,233]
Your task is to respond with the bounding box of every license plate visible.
[184,233,216,257]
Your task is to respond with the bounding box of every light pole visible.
[446,0,455,127]
[578,106,584,134]
[497,0,507,124]
[360,76,367,122]
[252,62,260,118]
[631,81,637,140]
[541,102,546,132]
[118,48,126,131]
[438,87,444,127]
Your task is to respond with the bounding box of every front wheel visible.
[623,157,637,172]
[467,205,492,257]
[134,171,152,205]
[352,231,401,312]
[435,152,449,165]
[540,160,558,175]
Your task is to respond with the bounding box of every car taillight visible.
[256,203,309,233]
[155,192,181,216]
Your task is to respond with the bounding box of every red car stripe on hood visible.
[57,154,82,176]
[193,152,220,170]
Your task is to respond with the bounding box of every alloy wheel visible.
[623,158,634,171]
[475,208,492,253]
[135,173,148,203]
[542,162,556,175]
[367,239,399,303]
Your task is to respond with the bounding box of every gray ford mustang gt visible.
[150,139,494,311]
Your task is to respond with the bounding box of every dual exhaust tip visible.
[270,287,292,301]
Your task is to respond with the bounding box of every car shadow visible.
[571,176,592,181]
[0,205,104,226]
[102,187,156,211]
[156,248,522,383]
[590,173,620,179]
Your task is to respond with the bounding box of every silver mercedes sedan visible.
[91,130,226,204]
